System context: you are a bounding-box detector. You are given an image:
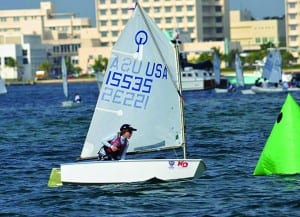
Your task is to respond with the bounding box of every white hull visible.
[181,67,216,91]
[251,86,300,93]
[182,79,214,91]
[241,89,255,95]
[214,88,228,93]
[61,159,206,184]
[61,100,74,107]
[215,87,256,95]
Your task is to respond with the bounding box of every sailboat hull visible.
[60,159,206,184]
[62,100,74,107]
[251,86,300,93]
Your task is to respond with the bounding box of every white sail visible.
[261,51,273,80]
[235,53,244,87]
[268,50,282,83]
[80,3,182,158]
[261,50,275,80]
[95,72,104,92]
[261,49,282,83]
[0,75,7,94]
[61,57,68,99]
[213,52,221,85]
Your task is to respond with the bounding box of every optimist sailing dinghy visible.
[48,2,206,186]
[61,56,74,107]
[250,49,300,93]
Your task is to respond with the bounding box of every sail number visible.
[101,87,149,109]
[105,70,153,93]
[100,71,152,109]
